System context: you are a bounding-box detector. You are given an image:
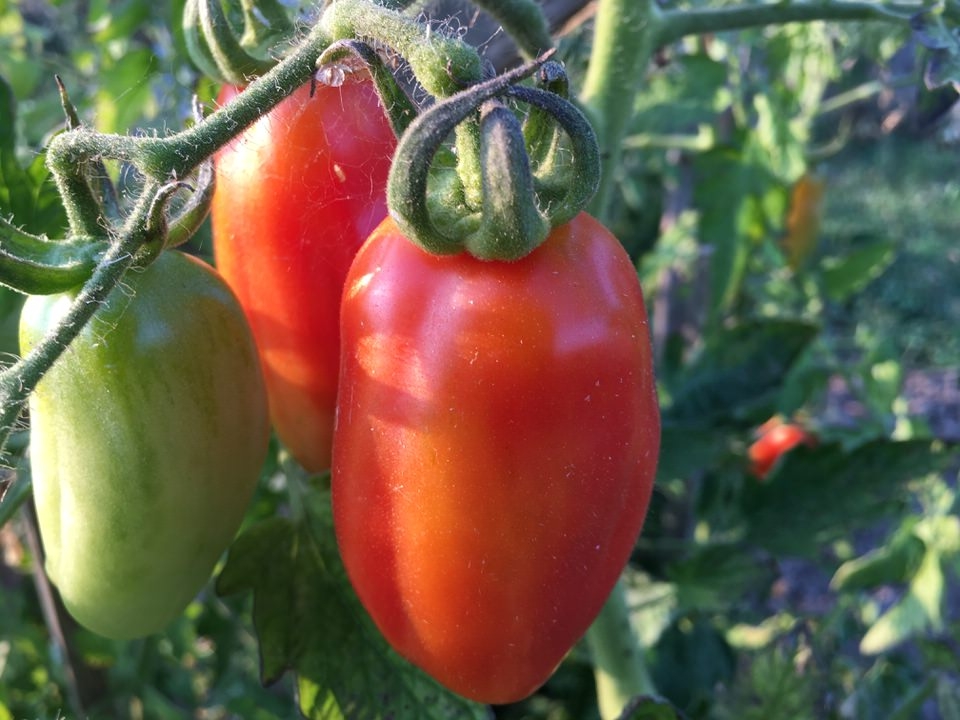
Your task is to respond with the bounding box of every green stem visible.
[579,0,919,224]
[0,458,31,529]
[579,0,660,223]
[46,22,332,181]
[0,181,163,461]
[586,579,655,719]
[657,0,918,43]
[320,0,482,97]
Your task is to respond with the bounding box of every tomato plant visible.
[332,213,661,704]
[18,250,269,639]
[748,416,816,480]
[212,77,396,473]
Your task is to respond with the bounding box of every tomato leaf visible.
[666,544,777,612]
[216,485,492,720]
[666,319,818,425]
[743,440,952,557]
[616,695,688,720]
[820,238,895,302]
[860,546,945,655]
[831,531,926,592]
[911,9,960,90]
[692,144,780,321]
[0,74,66,353]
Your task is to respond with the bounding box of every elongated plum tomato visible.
[212,76,396,472]
[333,213,661,704]
[19,251,269,639]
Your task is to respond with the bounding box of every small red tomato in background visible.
[748,416,816,479]
[332,213,661,704]
[212,76,396,473]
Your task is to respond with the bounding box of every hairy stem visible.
[0,182,162,460]
[658,0,918,43]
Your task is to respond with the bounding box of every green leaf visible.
[216,485,491,720]
[860,547,945,655]
[692,144,781,319]
[0,74,13,153]
[743,440,951,557]
[651,616,735,713]
[666,319,818,425]
[655,426,727,483]
[617,695,688,720]
[911,9,960,90]
[633,53,728,135]
[666,544,777,612]
[830,530,926,592]
[820,238,895,301]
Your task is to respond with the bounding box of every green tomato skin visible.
[20,250,269,639]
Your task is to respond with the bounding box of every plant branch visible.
[579,0,660,222]
[657,0,919,45]
[46,22,334,183]
[586,579,656,719]
[0,181,164,460]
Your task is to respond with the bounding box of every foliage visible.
[2,0,960,718]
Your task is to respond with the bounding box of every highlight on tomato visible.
[212,74,396,473]
[332,212,661,704]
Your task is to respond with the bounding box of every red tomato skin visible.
[212,78,396,472]
[748,421,815,479]
[333,213,661,704]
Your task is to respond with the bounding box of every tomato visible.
[212,76,396,473]
[748,416,816,479]
[782,171,825,271]
[332,213,660,704]
[19,251,269,639]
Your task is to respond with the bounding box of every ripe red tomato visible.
[748,416,816,479]
[212,76,396,472]
[332,213,661,704]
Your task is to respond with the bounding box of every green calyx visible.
[0,218,106,295]
[387,56,600,262]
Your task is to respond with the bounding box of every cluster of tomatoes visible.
[214,77,662,703]
[23,76,661,705]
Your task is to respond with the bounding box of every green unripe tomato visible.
[19,250,269,639]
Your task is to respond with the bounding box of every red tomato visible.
[748,417,815,479]
[332,213,661,704]
[212,77,396,472]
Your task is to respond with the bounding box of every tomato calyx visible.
[387,56,601,261]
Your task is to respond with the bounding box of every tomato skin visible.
[333,213,660,704]
[19,251,269,639]
[212,78,396,473]
[748,417,815,479]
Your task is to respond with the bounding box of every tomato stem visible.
[316,39,418,136]
[0,180,168,463]
[586,579,657,718]
[320,0,483,98]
